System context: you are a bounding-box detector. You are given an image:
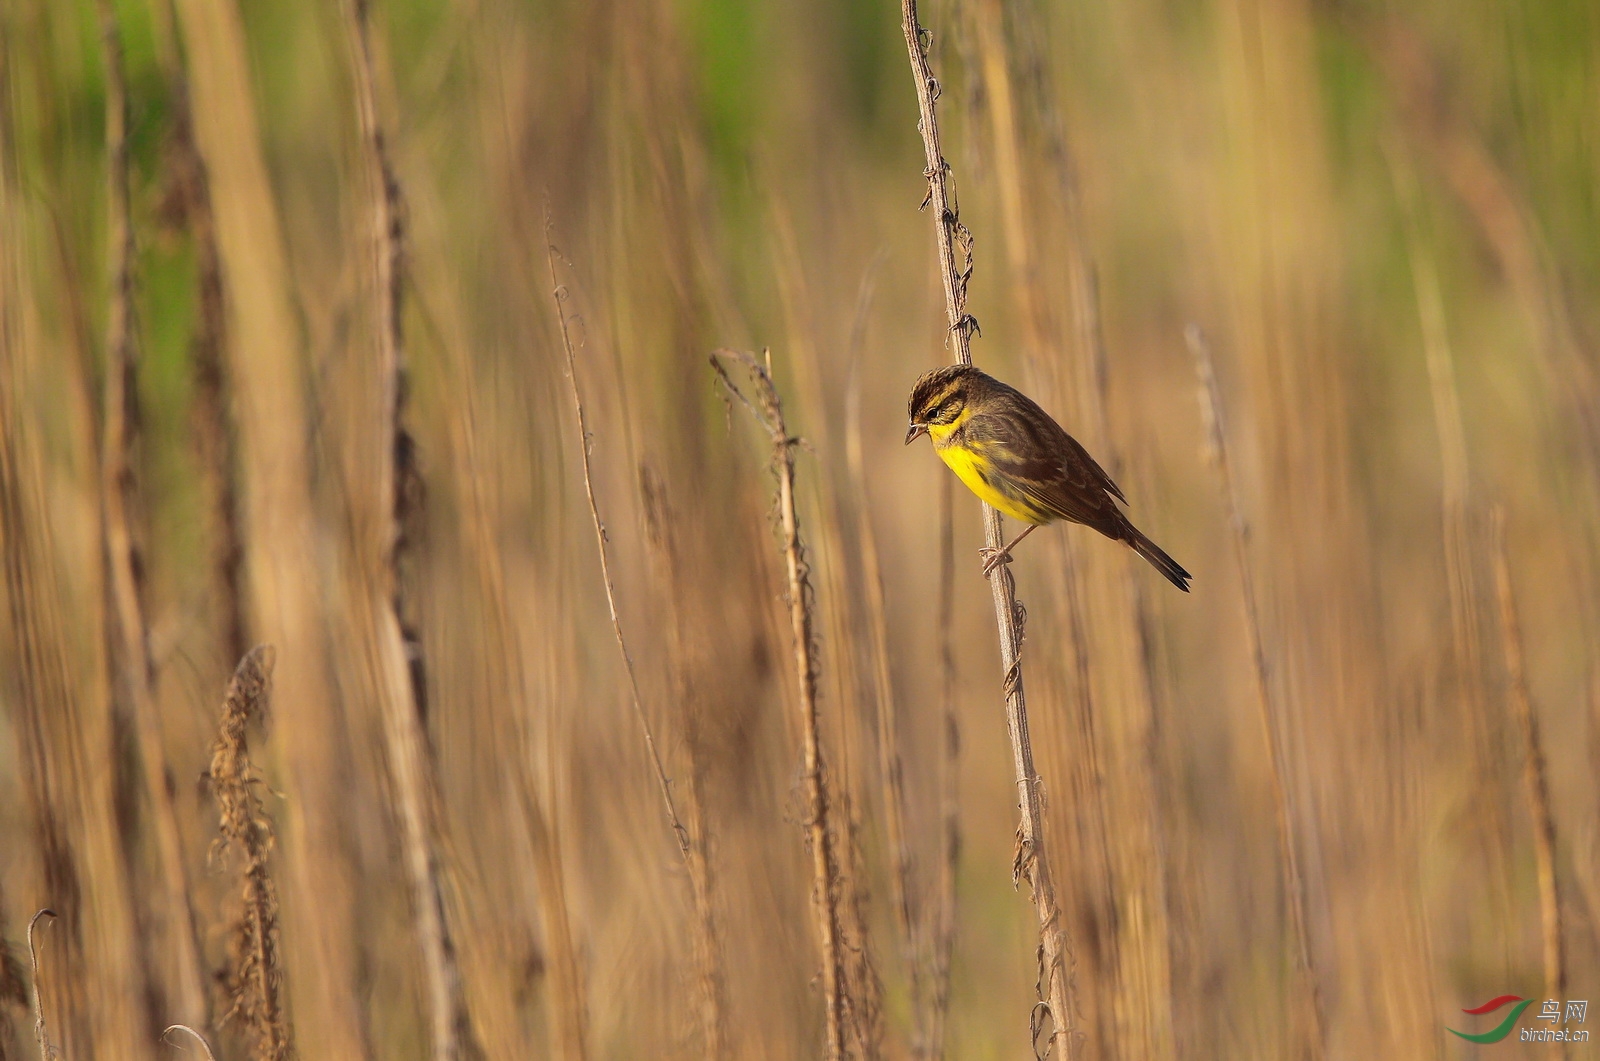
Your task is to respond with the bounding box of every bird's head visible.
[906,363,986,444]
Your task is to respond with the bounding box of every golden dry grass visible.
[1,0,1598,1058]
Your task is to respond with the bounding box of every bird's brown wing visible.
[964,401,1126,535]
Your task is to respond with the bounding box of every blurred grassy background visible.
[1,0,1598,1057]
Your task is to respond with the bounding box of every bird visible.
[905,363,1191,591]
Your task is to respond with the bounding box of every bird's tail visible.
[1123,524,1192,592]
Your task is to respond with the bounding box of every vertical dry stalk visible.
[1,189,148,1056]
[513,785,588,1060]
[94,0,212,1032]
[208,647,291,1061]
[898,2,1076,1053]
[920,471,960,1061]
[545,232,691,860]
[435,314,588,1061]
[339,3,478,1058]
[172,1,371,1052]
[545,230,728,1053]
[766,212,885,1059]
[1388,142,1513,983]
[415,217,587,1056]
[160,4,247,668]
[27,910,55,1061]
[152,0,246,665]
[1488,509,1566,1023]
[1188,326,1324,1059]
[711,349,852,1061]
[0,896,24,1058]
[638,467,728,1060]
[0,365,88,1055]
[842,272,924,1046]
[962,6,1174,1052]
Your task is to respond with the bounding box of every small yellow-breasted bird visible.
[906,364,1191,591]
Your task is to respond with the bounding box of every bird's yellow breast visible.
[928,420,1047,525]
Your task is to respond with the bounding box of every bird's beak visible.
[904,422,928,446]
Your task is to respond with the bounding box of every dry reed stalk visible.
[766,211,884,1061]
[1488,509,1566,1030]
[93,0,212,1033]
[1,215,148,1057]
[27,910,55,1061]
[919,470,960,1061]
[1382,145,1504,1024]
[1382,29,1600,895]
[711,348,855,1061]
[1216,4,1439,1053]
[411,244,587,1061]
[546,228,736,1056]
[898,2,1076,1054]
[1188,326,1324,1059]
[962,6,1166,1053]
[156,0,247,669]
[0,899,23,1029]
[842,266,927,1048]
[338,4,479,1058]
[1013,20,1184,1056]
[392,42,589,1048]
[1387,142,1513,993]
[638,466,729,1060]
[1050,536,1118,1060]
[409,240,586,1061]
[208,646,291,1061]
[0,330,88,1056]
[545,231,692,863]
[171,2,371,1052]
[514,784,588,1061]
[0,818,20,1058]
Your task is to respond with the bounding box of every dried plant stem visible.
[0,363,89,1053]
[340,4,478,1058]
[209,647,291,1061]
[1189,327,1324,1059]
[514,785,588,1060]
[1489,509,1566,1028]
[711,349,851,1061]
[899,2,1075,1053]
[94,0,212,1032]
[767,212,884,1060]
[28,910,55,1061]
[920,471,960,1061]
[425,264,587,1061]
[639,467,729,1060]
[154,0,247,668]
[173,0,371,1051]
[545,232,691,860]
[1388,143,1513,980]
[843,279,923,1042]
[0,895,24,1038]
[965,8,1157,1052]
[546,231,731,1054]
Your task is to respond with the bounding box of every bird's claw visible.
[980,545,1013,577]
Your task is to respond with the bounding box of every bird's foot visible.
[980,544,1014,577]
